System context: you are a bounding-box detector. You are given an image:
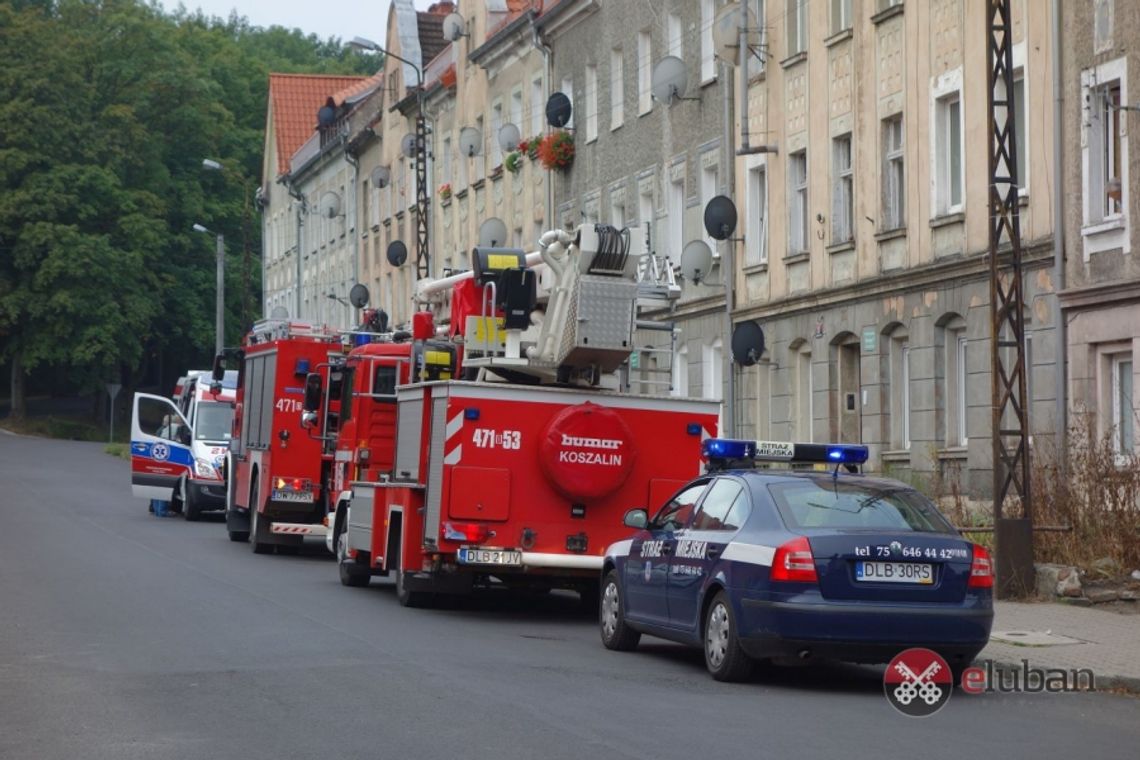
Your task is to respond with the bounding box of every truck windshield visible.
[194,402,234,441]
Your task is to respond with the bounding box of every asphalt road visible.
[1,432,1138,760]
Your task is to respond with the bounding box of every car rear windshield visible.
[767,478,956,533]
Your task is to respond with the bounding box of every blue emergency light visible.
[702,438,869,468]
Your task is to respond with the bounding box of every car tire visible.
[599,570,641,651]
[704,591,753,682]
[249,484,272,555]
[183,485,203,522]
[395,569,430,608]
[336,522,370,588]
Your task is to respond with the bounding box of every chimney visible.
[427,2,455,15]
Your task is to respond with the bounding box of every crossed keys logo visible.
[884,648,953,716]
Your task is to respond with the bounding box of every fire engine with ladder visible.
[217,224,719,605]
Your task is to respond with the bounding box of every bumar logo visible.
[884,648,953,717]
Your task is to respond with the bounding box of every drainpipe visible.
[722,54,736,437]
[1052,0,1067,458]
[284,178,306,320]
[345,148,360,327]
[531,18,555,232]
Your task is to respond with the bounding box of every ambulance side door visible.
[130,393,193,500]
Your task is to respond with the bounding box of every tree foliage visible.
[0,0,379,417]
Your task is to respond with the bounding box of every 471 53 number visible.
[472,428,521,450]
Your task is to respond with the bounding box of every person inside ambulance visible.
[156,414,190,445]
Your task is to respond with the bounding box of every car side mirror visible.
[623,508,648,530]
[177,427,192,446]
[303,372,323,412]
[211,353,225,381]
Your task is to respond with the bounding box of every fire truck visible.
[299,225,720,607]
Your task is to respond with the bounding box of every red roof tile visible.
[268,73,367,176]
[332,71,385,108]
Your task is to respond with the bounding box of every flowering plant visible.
[519,137,541,160]
[438,183,452,201]
[504,150,523,174]
[537,131,574,170]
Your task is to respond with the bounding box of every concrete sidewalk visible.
[980,601,1140,691]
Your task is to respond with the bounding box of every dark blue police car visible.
[600,439,994,681]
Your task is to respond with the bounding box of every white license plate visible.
[457,547,522,566]
[271,490,312,503]
[856,561,934,584]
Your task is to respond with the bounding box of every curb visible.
[985,656,1140,696]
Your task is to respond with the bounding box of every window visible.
[473,115,485,182]
[442,136,452,185]
[788,150,808,253]
[746,164,768,266]
[769,479,957,533]
[510,89,523,144]
[667,12,683,57]
[668,172,685,263]
[901,343,911,448]
[945,330,969,447]
[638,182,654,238]
[882,116,905,230]
[1113,354,1134,456]
[491,101,504,168]
[831,0,852,33]
[1096,81,1123,220]
[531,77,544,137]
[787,0,806,56]
[935,92,963,214]
[361,179,371,230]
[561,76,574,130]
[610,190,625,229]
[832,134,853,243]
[691,479,749,531]
[701,0,716,81]
[638,32,652,115]
[585,65,598,142]
[651,481,710,531]
[1012,70,1027,195]
[672,344,689,397]
[701,159,719,255]
[795,345,813,441]
[610,47,624,129]
[703,338,723,400]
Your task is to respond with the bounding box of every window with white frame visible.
[1012,70,1028,196]
[610,47,624,129]
[585,64,598,142]
[668,172,684,263]
[491,101,504,168]
[901,343,911,448]
[832,133,853,243]
[700,0,716,82]
[673,345,689,397]
[531,77,544,137]
[795,346,813,442]
[561,76,574,130]
[703,339,723,401]
[610,188,625,228]
[746,163,768,266]
[638,182,654,239]
[935,91,964,215]
[638,32,652,115]
[786,0,806,57]
[1113,353,1134,457]
[510,89,523,143]
[788,150,808,253]
[473,115,485,182]
[882,115,905,230]
[831,0,851,34]
[667,12,682,58]
[952,331,969,446]
[701,158,719,255]
[442,136,452,185]
[1086,75,1125,223]
[754,0,767,72]
[887,331,910,449]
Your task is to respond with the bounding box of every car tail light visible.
[443,522,491,543]
[770,536,818,583]
[968,544,994,588]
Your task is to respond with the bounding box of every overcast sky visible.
[161,0,437,42]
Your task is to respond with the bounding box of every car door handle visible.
[706,546,722,559]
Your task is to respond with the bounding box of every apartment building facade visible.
[1059,0,1139,462]
[730,0,1061,495]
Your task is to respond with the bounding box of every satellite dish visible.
[320,191,343,219]
[712,3,761,66]
[459,126,483,157]
[270,305,289,319]
[651,56,689,104]
[498,122,521,152]
[386,240,408,267]
[731,320,766,367]
[704,195,738,240]
[442,12,467,42]
[317,104,337,127]
[371,165,390,188]
[680,240,713,284]
[349,283,370,309]
[545,92,572,128]
[478,217,509,248]
[401,133,418,159]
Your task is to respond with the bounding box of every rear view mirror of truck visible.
[303,372,322,412]
[212,353,225,382]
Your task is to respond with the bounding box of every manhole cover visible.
[990,630,1086,647]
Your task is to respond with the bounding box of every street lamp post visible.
[349,37,431,280]
[202,158,254,331]
[193,223,225,357]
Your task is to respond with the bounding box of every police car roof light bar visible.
[702,438,869,469]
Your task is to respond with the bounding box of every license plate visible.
[457,547,522,566]
[856,561,934,584]
[271,490,312,503]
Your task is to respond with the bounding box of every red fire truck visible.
[303,225,720,607]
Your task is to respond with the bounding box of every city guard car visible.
[600,440,994,682]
